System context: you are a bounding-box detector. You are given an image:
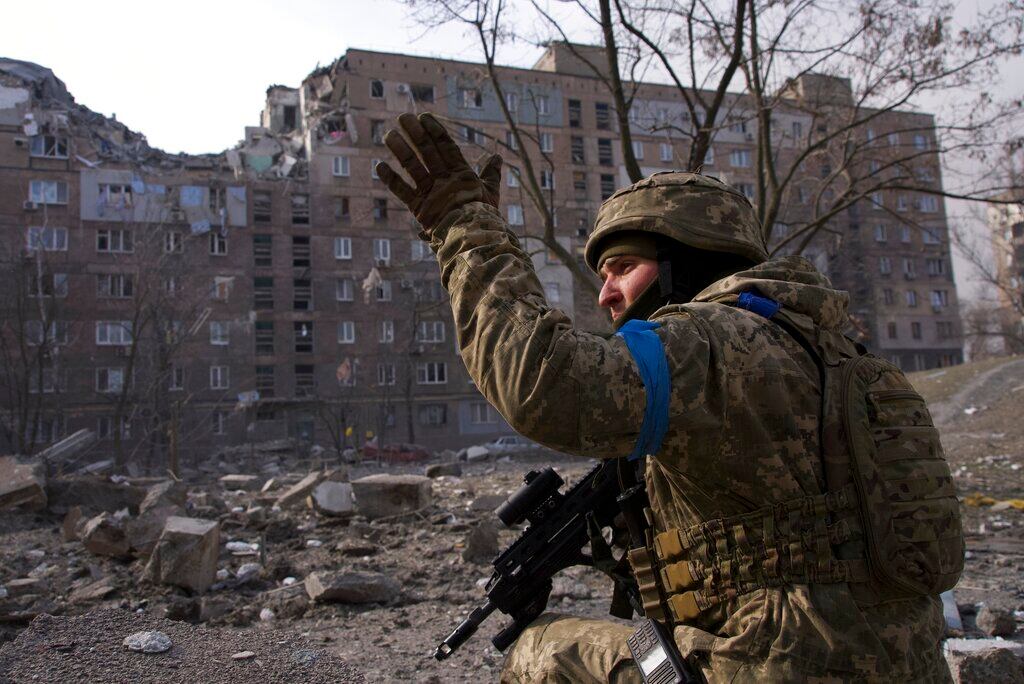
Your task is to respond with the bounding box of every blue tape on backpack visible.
[737,292,781,319]
[615,319,671,461]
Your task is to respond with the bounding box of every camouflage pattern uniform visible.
[422,180,950,682]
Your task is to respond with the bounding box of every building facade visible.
[0,47,963,466]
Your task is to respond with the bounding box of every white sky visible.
[3,0,1017,306]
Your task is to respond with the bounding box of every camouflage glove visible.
[375,113,502,239]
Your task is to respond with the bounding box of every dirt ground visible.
[0,356,1022,682]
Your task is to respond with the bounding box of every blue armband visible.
[737,292,781,319]
[615,319,671,461]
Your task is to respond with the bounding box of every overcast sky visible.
[3,0,1017,307]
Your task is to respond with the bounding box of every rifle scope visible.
[495,467,564,527]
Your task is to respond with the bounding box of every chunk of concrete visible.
[469,493,507,513]
[47,477,145,515]
[34,429,96,464]
[275,472,325,508]
[139,480,187,515]
[309,482,354,517]
[61,506,84,542]
[976,604,1017,637]
[304,571,399,604]
[350,474,432,520]
[82,513,130,558]
[68,576,118,604]
[3,578,46,598]
[143,517,220,593]
[425,462,462,478]
[461,522,499,564]
[125,504,184,555]
[0,456,46,510]
[945,639,1024,683]
[219,474,261,491]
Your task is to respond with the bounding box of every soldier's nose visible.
[598,280,622,309]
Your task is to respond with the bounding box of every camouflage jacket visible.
[431,202,949,682]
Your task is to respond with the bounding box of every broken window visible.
[375,280,392,302]
[210,365,230,390]
[600,174,615,200]
[293,278,312,311]
[283,105,297,131]
[164,230,183,254]
[212,411,228,435]
[416,362,447,385]
[28,273,68,298]
[571,136,585,164]
[568,99,582,128]
[254,277,274,310]
[253,190,271,222]
[29,180,68,205]
[411,84,434,102]
[573,172,587,197]
[370,79,384,98]
[26,320,68,347]
[255,365,275,397]
[334,197,350,220]
[291,193,310,225]
[595,102,611,130]
[371,120,385,145]
[212,276,233,300]
[26,226,67,251]
[295,364,315,397]
[208,187,224,213]
[96,273,134,299]
[373,198,388,221]
[292,236,311,267]
[30,134,68,158]
[253,234,272,267]
[293,321,314,353]
[418,403,447,425]
[97,229,133,253]
[460,126,482,144]
[460,88,483,109]
[209,232,227,255]
[99,183,133,208]
[597,139,613,166]
[95,367,125,393]
[255,321,275,355]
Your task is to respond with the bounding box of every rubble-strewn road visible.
[0,356,1022,682]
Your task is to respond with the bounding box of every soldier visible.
[376,113,959,683]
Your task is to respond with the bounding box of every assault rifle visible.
[434,458,642,659]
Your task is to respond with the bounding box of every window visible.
[919,195,939,213]
[163,230,183,254]
[95,367,125,393]
[417,362,447,384]
[371,120,385,145]
[26,320,68,347]
[906,290,918,307]
[926,258,946,277]
[253,234,272,266]
[98,183,133,209]
[573,172,587,196]
[507,166,520,188]
[337,321,355,344]
[729,149,751,167]
[536,95,549,116]
[291,194,310,225]
[540,169,555,190]
[163,277,179,295]
[210,365,230,390]
[255,366,274,397]
[97,416,130,440]
[922,228,941,245]
[212,411,228,436]
[571,136,585,164]
[460,88,483,109]
[294,321,314,353]
[508,205,524,226]
[910,321,922,340]
[293,278,312,311]
[212,276,232,301]
[26,227,67,251]
[411,84,434,102]
[292,236,311,267]
[900,226,911,243]
[896,195,908,212]
[874,225,887,242]
[660,143,672,162]
[728,120,748,134]
[930,290,949,308]
[334,236,352,260]
[540,133,554,153]
[170,366,185,391]
[936,321,955,339]
[411,240,431,262]
[335,196,350,220]
[379,320,394,344]
[916,167,935,184]
[295,364,315,397]
[416,320,445,343]
[95,321,132,346]
[460,125,482,144]
[335,278,354,302]
[375,280,393,301]
[27,273,68,298]
[253,190,271,222]
[883,288,894,305]
[210,321,230,345]
[868,160,880,174]
[505,130,518,151]
[736,183,755,200]
[30,134,68,158]
[208,187,224,214]
[597,139,613,166]
[567,99,582,128]
[97,273,134,299]
[600,174,616,200]
[888,132,899,146]
[870,192,884,210]
[543,282,561,303]
[879,256,892,275]
[631,140,644,160]
[209,232,227,255]
[377,363,396,386]
[418,404,447,426]
[791,121,803,140]
[254,321,274,355]
[470,401,499,424]
[332,156,350,177]
[373,238,391,265]
[373,197,388,221]
[913,134,928,150]
[29,180,68,204]
[902,257,916,278]
[252,276,273,310]
[96,229,133,253]
[703,146,715,166]
[370,79,384,98]
[866,128,875,142]
[887,322,898,339]
[595,102,611,130]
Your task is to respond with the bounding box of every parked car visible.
[458,435,544,461]
[362,442,431,463]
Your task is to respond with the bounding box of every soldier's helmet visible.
[584,172,769,273]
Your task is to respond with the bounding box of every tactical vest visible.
[627,296,965,625]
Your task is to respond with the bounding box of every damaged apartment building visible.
[0,47,963,464]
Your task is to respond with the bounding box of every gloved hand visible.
[375,113,502,239]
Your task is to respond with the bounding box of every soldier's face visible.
[598,256,659,321]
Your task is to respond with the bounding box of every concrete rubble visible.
[350,474,433,519]
[144,517,220,593]
[0,456,46,510]
[81,513,130,559]
[304,571,399,604]
[309,481,354,517]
